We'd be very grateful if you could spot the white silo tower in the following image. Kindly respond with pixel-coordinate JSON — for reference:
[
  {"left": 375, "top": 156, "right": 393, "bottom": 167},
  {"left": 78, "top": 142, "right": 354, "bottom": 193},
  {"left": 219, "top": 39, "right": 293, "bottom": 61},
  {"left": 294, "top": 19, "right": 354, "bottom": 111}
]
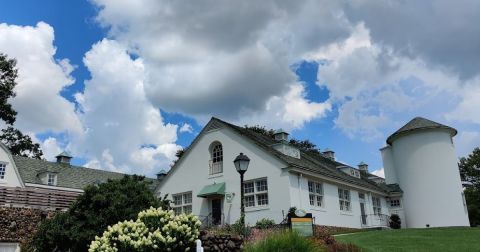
[{"left": 381, "top": 117, "right": 470, "bottom": 228}]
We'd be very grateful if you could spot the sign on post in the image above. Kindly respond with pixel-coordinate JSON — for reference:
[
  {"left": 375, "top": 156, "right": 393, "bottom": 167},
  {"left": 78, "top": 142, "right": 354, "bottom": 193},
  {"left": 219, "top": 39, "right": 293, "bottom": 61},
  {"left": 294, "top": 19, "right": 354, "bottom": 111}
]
[{"left": 288, "top": 209, "right": 313, "bottom": 237}]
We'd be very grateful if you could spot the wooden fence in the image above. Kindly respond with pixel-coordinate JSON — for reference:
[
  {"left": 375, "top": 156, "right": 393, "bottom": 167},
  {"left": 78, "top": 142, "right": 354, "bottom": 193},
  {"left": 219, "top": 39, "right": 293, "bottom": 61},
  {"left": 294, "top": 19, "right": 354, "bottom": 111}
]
[{"left": 0, "top": 186, "right": 81, "bottom": 210}]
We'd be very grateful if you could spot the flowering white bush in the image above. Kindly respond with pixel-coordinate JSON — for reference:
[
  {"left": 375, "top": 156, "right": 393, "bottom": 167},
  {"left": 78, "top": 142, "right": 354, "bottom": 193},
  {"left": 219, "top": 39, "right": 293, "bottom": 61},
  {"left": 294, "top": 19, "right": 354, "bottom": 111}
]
[{"left": 89, "top": 207, "right": 201, "bottom": 252}]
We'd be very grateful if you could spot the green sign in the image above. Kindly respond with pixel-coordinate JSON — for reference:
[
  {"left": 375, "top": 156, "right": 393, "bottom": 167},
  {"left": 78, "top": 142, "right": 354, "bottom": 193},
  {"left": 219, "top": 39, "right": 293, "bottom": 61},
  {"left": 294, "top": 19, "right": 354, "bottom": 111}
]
[{"left": 291, "top": 217, "right": 313, "bottom": 237}]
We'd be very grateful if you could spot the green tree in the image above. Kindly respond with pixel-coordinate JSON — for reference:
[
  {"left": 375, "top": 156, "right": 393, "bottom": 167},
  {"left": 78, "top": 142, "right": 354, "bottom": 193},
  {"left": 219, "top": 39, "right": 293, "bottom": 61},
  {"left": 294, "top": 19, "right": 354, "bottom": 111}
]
[
  {"left": 32, "top": 175, "right": 169, "bottom": 251},
  {"left": 459, "top": 147, "right": 480, "bottom": 226},
  {"left": 0, "top": 53, "right": 43, "bottom": 158}
]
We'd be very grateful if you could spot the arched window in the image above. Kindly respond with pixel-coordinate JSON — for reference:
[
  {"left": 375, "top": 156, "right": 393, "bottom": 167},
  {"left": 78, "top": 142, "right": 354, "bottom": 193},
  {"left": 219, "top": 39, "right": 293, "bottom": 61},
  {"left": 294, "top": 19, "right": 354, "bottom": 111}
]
[{"left": 210, "top": 142, "right": 223, "bottom": 174}]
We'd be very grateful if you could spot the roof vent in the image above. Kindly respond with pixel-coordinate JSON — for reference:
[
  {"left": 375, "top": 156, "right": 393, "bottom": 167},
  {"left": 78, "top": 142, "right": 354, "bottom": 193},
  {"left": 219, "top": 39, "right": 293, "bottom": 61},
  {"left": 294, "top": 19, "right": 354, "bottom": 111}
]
[
  {"left": 322, "top": 148, "right": 335, "bottom": 160},
  {"left": 273, "top": 129, "right": 289, "bottom": 142},
  {"left": 55, "top": 151, "right": 72, "bottom": 164},
  {"left": 358, "top": 161, "right": 369, "bottom": 173}
]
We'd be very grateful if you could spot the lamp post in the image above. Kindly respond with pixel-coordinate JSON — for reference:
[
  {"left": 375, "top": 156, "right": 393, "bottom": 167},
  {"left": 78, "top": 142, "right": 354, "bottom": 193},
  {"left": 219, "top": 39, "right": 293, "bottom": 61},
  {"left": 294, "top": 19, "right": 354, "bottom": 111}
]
[{"left": 234, "top": 152, "right": 250, "bottom": 228}]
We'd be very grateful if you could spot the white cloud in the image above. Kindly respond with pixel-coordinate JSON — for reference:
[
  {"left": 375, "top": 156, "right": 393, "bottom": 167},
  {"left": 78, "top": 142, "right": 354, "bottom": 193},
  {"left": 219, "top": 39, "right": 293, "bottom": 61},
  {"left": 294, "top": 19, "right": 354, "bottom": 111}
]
[
  {"left": 179, "top": 123, "right": 193, "bottom": 134},
  {"left": 0, "top": 22, "right": 82, "bottom": 134},
  {"left": 454, "top": 131, "right": 480, "bottom": 158},
  {"left": 72, "top": 39, "right": 181, "bottom": 176},
  {"left": 371, "top": 168, "right": 385, "bottom": 178},
  {"left": 40, "top": 137, "right": 63, "bottom": 161}
]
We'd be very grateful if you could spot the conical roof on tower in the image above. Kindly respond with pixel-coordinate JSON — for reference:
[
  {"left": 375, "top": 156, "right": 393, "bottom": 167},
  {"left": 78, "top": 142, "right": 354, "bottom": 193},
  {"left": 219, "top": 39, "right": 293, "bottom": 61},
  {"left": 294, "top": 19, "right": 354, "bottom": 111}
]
[{"left": 386, "top": 117, "right": 457, "bottom": 145}]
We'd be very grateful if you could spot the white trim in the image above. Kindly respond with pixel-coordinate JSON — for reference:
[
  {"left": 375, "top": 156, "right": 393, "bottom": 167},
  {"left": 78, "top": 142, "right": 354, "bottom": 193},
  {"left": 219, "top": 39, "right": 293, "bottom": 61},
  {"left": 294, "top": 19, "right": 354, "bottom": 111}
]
[{"left": 25, "top": 183, "right": 84, "bottom": 192}]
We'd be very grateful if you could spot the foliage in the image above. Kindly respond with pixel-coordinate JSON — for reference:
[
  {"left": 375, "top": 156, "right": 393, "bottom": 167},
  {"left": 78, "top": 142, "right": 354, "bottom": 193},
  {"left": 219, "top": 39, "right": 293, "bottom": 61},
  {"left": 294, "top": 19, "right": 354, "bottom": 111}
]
[
  {"left": 464, "top": 187, "right": 480, "bottom": 227},
  {"left": 335, "top": 227, "right": 480, "bottom": 252},
  {"left": 255, "top": 218, "right": 275, "bottom": 229},
  {"left": 0, "top": 53, "right": 43, "bottom": 158},
  {"left": 229, "top": 218, "right": 251, "bottom": 237},
  {"left": 288, "top": 206, "right": 297, "bottom": 216},
  {"left": 0, "top": 126, "right": 43, "bottom": 159},
  {"left": 89, "top": 207, "right": 201, "bottom": 252},
  {"left": 459, "top": 147, "right": 480, "bottom": 186},
  {"left": 459, "top": 147, "right": 480, "bottom": 226},
  {"left": 244, "top": 231, "right": 323, "bottom": 252},
  {"left": 389, "top": 214, "right": 401, "bottom": 229},
  {"left": 244, "top": 125, "right": 321, "bottom": 155},
  {"left": 0, "top": 53, "right": 18, "bottom": 125},
  {"left": 32, "top": 176, "right": 165, "bottom": 251}
]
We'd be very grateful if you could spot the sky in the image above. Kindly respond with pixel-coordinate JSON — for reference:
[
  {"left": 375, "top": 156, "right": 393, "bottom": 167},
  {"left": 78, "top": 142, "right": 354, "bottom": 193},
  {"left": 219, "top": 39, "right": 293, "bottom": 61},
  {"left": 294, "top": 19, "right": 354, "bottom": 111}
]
[{"left": 1, "top": 0, "right": 479, "bottom": 178}]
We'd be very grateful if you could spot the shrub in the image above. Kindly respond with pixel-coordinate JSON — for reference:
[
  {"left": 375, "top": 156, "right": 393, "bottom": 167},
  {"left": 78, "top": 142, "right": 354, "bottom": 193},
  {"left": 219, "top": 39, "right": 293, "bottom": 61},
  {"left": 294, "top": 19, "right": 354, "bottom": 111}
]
[
  {"left": 244, "top": 231, "right": 323, "bottom": 252},
  {"left": 389, "top": 214, "right": 402, "bottom": 229},
  {"left": 32, "top": 175, "right": 167, "bottom": 251},
  {"left": 255, "top": 218, "right": 275, "bottom": 229},
  {"left": 89, "top": 207, "right": 201, "bottom": 252},
  {"left": 230, "top": 218, "right": 251, "bottom": 237}
]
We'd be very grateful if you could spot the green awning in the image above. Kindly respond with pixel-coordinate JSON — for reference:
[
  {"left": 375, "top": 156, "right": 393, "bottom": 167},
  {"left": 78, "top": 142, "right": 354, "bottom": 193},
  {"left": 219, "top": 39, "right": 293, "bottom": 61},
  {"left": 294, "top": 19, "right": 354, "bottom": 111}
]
[{"left": 197, "top": 182, "right": 226, "bottom": 198}]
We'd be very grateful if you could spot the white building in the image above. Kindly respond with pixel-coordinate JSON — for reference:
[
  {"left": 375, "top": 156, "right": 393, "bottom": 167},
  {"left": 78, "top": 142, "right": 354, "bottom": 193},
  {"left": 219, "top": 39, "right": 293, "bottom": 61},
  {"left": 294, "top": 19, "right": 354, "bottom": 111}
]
[{"left": 158, "top": 117, "right": 470, "bottom": 229}]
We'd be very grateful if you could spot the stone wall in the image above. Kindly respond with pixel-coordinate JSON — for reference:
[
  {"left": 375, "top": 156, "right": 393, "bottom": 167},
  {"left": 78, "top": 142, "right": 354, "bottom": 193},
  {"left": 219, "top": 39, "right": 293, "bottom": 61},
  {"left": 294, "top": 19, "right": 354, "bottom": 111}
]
[
  {"left": 0, "top": 207, "right": 56, "bottom": 248},
  {"left": 199, "top": 231, "right": 244, "bottom": 252}
]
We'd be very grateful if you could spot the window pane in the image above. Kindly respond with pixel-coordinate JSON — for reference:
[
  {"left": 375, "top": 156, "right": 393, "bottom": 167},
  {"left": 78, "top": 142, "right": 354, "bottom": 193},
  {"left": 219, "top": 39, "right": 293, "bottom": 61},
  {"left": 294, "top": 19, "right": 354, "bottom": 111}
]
[
  {"left": 315, "top": 183, "right": 322, "bottom": 195},
  {"left": 184, "top": 193, "right": 192, "bottom": 204},
  {"left": 244, "top": 182, "right": 254, "bottom": 194},
  {"left": 183, "top": 205, "right": 192, "bottom": 214},
  {"left": 257, "top": 193, "right": 268, "bottom": 206},
  {"left": 345, "top": 201, "right": 350, "bottom": 211},
  {"left": 256, "top": 180, "right": 268, "bottom": 192},
  {"left": 309, "top": 194, "right": 315, "bottom": 206},
  {"left": 316, "top": 196, "right": 323, "bottom": 207},
  {"left": 308, "top": 181, "right": 314, "bottom": 193},
  {"left": 173, "top": 195, "right": 182, "bottom": 206},
  {"left": 338, "top": 189, "right": 343, "bottom": 199},
  {"left": 245, "top": 195, "right": 255, "bottom": 207},
  {"left": 0, "top": 163, "right": 6, "bottom": 179},
  {"left": 173, "top": 207, "right": 182, "bottom": 215}
]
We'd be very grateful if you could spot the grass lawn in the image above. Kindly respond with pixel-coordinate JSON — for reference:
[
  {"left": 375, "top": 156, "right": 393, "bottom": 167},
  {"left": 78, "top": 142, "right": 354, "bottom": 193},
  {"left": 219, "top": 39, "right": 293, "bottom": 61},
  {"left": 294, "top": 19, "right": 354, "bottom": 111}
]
[{"left": 335, "top": 227, "right": 480, "bottom": 252}]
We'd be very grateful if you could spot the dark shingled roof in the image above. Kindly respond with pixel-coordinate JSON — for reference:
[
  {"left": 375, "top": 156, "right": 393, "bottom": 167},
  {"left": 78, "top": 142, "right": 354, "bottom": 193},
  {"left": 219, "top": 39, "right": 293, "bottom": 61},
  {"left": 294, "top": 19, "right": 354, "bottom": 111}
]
[
  {"left": 211, "top": 118, "right": 390, "bottom": 193},
  {"left": 386, "top": 117, "right": 457, "bottom": 145},
  {"left": 13, "top": 155, "right": 159, "bottom": 190}
]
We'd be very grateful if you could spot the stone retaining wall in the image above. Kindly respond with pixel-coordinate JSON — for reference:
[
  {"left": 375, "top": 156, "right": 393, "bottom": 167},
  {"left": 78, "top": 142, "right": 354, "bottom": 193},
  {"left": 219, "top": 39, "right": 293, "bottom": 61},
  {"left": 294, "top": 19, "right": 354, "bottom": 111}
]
[
  {"left": 0, "top": 207, "right": 56, "bottom": 248},
  {"left": 199, "top": 231, "right": 244, "bottom": 252}
]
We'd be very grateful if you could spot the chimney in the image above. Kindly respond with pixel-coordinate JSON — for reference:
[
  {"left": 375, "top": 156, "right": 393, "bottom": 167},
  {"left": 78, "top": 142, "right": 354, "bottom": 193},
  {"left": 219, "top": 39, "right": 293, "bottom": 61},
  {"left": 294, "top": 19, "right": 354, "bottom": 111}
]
[
  {"left": 55, "top": 151, "right": 72, "bottom": 164},
  {"left": 273, "top": 129, "right": 289, "bottom": 142},
  {"left": 358, "top": 161, "right": 369, "bottom": 173},
  {"left": 156, "top": 170, "right": 168, "bottom": 180},
  {"left": 322, "top": 148, "right": 335, "bottom": 160}
]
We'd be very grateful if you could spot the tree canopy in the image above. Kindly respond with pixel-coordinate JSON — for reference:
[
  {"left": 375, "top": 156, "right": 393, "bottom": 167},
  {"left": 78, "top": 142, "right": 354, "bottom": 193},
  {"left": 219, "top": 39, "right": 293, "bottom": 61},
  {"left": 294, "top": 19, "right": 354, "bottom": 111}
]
[
  {"left": 32, "top": 175, "right": 168, "bottom": 251},
  {"left": 0, "top": 53, "right": 43, "bottom": 158},
  {"left": 459, "top": 147, "right": 480, "bottom": 227}
]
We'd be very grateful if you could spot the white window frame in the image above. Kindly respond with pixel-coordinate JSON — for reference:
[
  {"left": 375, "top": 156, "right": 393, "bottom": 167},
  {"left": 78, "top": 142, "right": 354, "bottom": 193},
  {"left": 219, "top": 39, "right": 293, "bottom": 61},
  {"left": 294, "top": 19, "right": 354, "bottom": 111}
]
[
  {"left": 372, "top": 196, "right": 382, "bottom": 215},
  {"left": 47, "top": 173, "right": 57, "bottom": 186},
  {"left": 338, "top": 188, "right": 351, "bottom": 212},
  {"left": 172, "top": 192, "right": 193, "bottom": 215},
  {"left": 0, "top": 162, "right": 6, "bottom": 180},
  {"left": 244, "top": 178, "right": 269, "bottom": 208},
  {"left": 308, "top": 180, "right": 324, "bottom": 208},
  {"left": 209, "top": 143, "right": 223, "bottom": 175},
  {"left": 388, "top": 198, "right": 401, "bottom": 208}
]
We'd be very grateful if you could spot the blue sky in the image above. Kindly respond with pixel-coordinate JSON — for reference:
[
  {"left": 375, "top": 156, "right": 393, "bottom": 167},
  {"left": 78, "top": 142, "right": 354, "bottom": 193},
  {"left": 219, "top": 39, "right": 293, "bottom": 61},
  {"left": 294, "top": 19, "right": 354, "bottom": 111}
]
[{"left": 1, "top": 0, "right": 479, "bottom": 177}]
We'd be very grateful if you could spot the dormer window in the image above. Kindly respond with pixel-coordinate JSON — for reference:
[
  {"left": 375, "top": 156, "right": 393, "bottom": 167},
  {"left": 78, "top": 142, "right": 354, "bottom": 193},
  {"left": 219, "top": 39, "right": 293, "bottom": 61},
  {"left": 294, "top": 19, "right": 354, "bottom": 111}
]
[
  {"left": 47, "top": 173, "right": 57, "bottom": 186},
  {"left": 209, "top": 142, "right": 223, "bottom": 175}
]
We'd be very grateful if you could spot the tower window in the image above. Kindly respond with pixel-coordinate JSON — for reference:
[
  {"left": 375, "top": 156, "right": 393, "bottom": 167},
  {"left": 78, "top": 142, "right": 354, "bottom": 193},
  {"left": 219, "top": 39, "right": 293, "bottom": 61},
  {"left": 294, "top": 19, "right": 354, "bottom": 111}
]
[{"left": 209, "top": 142, "right": 223, "bottom": 174}]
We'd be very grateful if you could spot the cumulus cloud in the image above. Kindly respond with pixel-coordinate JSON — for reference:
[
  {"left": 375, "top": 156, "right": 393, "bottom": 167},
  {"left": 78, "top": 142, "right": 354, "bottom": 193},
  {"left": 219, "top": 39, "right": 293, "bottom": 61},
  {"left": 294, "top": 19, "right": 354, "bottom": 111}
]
[
  {"left": 40, "top": 137, "right": 63, "bottom": 161},
  {"left": 179, "top": 123, "right": 194, "bottom": 134},
  {"left": 0, "top": 22, "right": 82, "bottom": 134},
  {"left": 371, "top": 168, "right": 385, "bottom": 178},
  {"left": 72, "top": 39, "right": 181, "bottom": 176},
  {"left": 91, "top": 0, "right": 342, "bottom": 127}
]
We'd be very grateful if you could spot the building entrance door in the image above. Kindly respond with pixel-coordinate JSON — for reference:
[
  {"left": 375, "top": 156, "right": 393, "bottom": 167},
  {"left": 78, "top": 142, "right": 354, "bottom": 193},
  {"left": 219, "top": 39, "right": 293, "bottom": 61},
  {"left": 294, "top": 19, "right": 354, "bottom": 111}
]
[{"left": 212, "top": 198, "right": 222, "bottom": 225}]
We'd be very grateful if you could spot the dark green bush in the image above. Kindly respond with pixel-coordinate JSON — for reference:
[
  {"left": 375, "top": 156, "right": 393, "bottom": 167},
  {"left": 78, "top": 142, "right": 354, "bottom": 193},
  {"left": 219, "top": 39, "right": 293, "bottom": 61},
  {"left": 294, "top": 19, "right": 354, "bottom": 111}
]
[
  {"left": 32, "top": 175, "right": 167, "bottom": 252},
  {"left": 244, "top": 231, "right": 322, "bottom": 252},
  {"left": 389, "top": 214, "right": 402, "bottom": 229},
  {"left": 255, "top": 218, "right": 275, "bottom": 229}
]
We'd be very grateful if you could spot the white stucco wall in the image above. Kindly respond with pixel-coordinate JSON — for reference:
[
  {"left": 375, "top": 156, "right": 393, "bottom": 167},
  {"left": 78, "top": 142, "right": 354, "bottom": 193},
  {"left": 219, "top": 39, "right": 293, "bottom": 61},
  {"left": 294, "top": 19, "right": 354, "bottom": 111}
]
[
  {"left": 390, "top": 129, "right": 470, "bottom": 228},
  {"left": 0, "top": 144, "right": 23, "bottom": 187},
  {"left": 157, "top": 127, "right": 292, "bottom": 225},
  {"left": 381, "top": 146, "right": 398, "bottom": 185},
  {"left": 288, "top": 173, "right": 389, "bottom": 228}
]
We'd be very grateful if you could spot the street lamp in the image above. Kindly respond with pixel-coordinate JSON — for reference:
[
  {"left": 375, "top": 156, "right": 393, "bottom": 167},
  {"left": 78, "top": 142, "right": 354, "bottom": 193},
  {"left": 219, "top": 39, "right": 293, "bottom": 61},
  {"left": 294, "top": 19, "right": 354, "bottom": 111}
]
[{"left": 234, "top": 152, "right": 250, "bottom": 228}]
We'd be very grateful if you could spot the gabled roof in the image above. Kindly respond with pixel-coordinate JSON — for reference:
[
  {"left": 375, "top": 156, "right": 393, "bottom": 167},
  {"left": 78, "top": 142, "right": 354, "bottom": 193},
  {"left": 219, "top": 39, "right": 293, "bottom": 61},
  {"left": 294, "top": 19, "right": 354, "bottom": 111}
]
[
  {"left": 13, "top": 156, "right": 159, "bottom": 190},
  {"left": 387, "top": 117, "right": 457, "bottom": 145},
  {"left": 205, "top": 118, "right": 389, "bottom": 193}
]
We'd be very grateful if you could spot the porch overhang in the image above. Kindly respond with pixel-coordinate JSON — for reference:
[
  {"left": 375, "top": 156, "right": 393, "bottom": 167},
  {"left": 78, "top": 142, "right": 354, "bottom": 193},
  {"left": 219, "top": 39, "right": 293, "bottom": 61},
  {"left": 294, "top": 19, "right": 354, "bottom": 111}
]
[{"left": 197, "top": 182, "right": 225, "bottom": 198}]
